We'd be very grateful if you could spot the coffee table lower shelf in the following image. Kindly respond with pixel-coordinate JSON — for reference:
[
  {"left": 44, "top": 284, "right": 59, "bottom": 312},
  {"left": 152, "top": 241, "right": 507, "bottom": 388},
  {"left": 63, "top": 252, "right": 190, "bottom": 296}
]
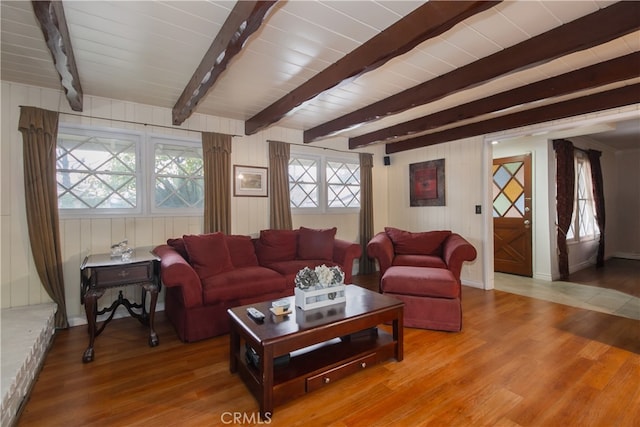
[{"left": 235, "top": 330, "right": 397, "bottom": 412}]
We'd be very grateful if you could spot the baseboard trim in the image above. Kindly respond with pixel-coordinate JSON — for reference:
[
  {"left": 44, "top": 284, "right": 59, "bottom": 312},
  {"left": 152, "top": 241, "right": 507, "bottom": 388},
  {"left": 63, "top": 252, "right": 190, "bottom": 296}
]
[
  {"left": 68, "top": 302, "right": 166, "bottom": 327},
  {"left": 462, "top": 279, "right": 484, "bottom": 289},
  {"left": 612, "top": 252, "right": 640, "bottom": 261}
]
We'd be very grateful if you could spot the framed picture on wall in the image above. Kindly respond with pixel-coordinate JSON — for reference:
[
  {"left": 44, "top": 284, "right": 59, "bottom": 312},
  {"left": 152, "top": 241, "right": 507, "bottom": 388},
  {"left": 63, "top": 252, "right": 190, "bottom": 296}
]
[
  {"left": 409, "top": 159, "right": 445, "bottom": 206},
  {"left": 234, "top": 165, "right": 268, "bottom": 197}
]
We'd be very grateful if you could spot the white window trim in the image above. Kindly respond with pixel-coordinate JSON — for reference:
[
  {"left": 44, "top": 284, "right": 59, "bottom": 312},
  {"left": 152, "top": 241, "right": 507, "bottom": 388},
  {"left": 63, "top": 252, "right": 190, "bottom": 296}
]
[
  {"left": 290, "top": 152, "right": 321, "bottom": 213},
  {"left": 57, "top": 123, "right": 203, "bottom": 218},
  {"left": 57, "top": 123, "right": 144, "bottom": 218},
  {"left": 324, "top": 154, "right": 361, "bottom": 214},
  {"left": 147, "top": 134, "right": 203, "bottom": 216},
  {"left": 290, "top": 147, "right": 360, "bottom": 215},
  {"left": 567, "top": 151, "right": 600, "bottom": 244}
]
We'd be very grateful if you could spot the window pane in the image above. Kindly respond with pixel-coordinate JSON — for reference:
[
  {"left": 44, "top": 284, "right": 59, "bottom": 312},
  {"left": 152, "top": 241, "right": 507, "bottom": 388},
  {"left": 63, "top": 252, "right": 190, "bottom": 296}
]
[
  {"left": 57, "top": 132, "right": 138, "bottom": 211},
  {"left": 326, "top": 160, "right": 360, "bottom": 208},
  {"left": 154, "top": 143, "right": 204, "bottom": 209},
  {"left": 569, "top": 154, "right": 599, "bottom": 241},
  {"left": 290, "top": 184, "right": 318, "bottom": 208},
  {"left": 289, "top": 157, "right": 319, "bottom": 208}
]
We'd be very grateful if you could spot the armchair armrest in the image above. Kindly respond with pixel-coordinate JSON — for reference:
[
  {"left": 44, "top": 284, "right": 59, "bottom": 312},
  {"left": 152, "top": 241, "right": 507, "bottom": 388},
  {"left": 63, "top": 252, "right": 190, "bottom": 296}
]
[
  {"left": 154, "top": 244, "right": 203, "bottom": 308},
  {"left": 442, "top": 234, "right": 477, "bottom": 282},
  {"left": 366, "top": 232, "right": 394, "bottom": 277},
  {"left": 332, "top": 238, "right": 362, "bottom": 284}
]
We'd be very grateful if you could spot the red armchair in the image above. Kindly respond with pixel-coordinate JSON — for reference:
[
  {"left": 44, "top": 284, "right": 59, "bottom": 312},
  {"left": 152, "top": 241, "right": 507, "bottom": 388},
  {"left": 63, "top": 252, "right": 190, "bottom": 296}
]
[{"left": 367, "top": 227, "right": 477, "bottom": 331}]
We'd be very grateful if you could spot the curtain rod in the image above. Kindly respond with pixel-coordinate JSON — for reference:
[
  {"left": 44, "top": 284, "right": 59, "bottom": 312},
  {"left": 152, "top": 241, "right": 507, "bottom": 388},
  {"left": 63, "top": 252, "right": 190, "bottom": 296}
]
[
  {"left": 54, "top": 110, "right": 242, "bottom": 137},
  {"left": 554, "top": 138, "right": 598, "bottom": 155},
  {"left": 269, "top": 139, "right": 365, "bottom": 156}
]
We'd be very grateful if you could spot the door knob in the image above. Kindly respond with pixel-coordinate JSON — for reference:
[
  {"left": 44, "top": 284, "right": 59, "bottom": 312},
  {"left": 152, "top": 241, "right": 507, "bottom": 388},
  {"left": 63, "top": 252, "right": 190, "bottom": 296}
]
[{"left": 524, "top": 219, "right": 531, "bottom": 228}]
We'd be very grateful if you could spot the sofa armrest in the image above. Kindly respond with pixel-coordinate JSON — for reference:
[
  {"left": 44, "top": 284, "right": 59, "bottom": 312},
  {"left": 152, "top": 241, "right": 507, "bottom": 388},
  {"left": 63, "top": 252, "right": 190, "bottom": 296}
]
[
  {"left": 332, "top": 238, "right": 362, "bottom": 284},
  {"left": 366, "top": 232, "right": 394, "bottom": 277},
  {"left": 154, "top": 244, "right": 203, "bottom": 308},
  {"left": 442, "top": 234, "right": 477, "bottom": 282}
]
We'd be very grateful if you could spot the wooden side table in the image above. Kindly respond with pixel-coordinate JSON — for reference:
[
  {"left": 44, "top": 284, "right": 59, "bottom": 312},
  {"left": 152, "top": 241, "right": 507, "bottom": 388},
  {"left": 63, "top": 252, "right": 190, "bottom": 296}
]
[{"left": 80, "top": 247, "right": 161, "bottom": 363}]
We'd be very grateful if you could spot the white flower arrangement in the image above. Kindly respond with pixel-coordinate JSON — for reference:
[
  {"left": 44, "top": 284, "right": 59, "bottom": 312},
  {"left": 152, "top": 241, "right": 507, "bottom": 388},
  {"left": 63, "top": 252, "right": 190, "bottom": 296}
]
[
  {"left": 295, "top": 265, "right": 345, "bottom": 290},
  {"left": 294, "top": 265, "right": 346, "bottom": 309}
]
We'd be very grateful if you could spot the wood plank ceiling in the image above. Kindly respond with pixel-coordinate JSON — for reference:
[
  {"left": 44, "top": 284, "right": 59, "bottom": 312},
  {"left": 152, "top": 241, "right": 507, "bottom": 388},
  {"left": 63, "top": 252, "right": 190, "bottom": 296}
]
[{"left": 1, "top": 1, "right": 638, "bottom": 153}]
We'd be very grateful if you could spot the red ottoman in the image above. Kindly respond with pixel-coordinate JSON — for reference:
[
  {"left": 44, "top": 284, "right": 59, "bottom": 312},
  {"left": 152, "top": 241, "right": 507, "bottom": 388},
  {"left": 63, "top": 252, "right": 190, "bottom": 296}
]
[{"left": 381, "top": 266, "right": 462, "bottom": 331}]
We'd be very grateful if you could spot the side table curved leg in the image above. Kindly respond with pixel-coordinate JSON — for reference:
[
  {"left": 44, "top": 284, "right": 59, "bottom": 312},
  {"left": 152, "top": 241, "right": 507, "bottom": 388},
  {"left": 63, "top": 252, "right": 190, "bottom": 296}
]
[
  {"left": 82, "top": 290, "right": 101, "bottom": 363},
  {"left": 143, "top": 282, "right": 159, "bottom": 347}
]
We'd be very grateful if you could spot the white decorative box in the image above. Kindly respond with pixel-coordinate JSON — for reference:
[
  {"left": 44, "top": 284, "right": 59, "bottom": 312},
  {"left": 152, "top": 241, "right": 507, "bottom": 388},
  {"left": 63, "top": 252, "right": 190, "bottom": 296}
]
[{"left": 294, "top": 285, "right": 346, "bottom": 310}]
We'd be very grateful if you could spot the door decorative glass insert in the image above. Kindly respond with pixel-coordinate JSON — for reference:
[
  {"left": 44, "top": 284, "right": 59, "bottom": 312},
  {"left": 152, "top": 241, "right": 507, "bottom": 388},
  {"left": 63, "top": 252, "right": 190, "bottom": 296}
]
[{"left": 493, "top": 162, "right": 525, "bottom": 218}]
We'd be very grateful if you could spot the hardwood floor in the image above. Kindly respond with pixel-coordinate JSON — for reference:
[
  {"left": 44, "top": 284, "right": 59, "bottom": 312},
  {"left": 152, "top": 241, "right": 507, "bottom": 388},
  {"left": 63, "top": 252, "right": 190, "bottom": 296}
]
[
  {"left": 568, "top": 258, "right": 640, "bottom": 298},
  {"left": 17, "top": 276, "right": 639, "bottom": 426}
]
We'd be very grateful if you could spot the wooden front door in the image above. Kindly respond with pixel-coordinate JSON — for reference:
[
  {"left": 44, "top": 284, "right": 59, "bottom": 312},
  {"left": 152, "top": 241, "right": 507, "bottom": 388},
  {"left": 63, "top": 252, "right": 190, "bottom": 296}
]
[{"left": 493, "top": 154, "right": 532, "bottom": 277}]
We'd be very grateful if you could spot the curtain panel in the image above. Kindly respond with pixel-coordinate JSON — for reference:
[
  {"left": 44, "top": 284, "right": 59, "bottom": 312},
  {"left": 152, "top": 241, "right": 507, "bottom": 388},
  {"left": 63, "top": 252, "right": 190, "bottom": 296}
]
[
  {"left": 587, "top": 149, "right": 606, "bottom": 267},
  {"left": 553, "top": 139, "right": 575, "bottom": 280},
  {"left": 18, "top": 106, "right": 69, "bottom": 328},
  {"left": 202, "top": 132, "right": 232, "bottom": 234},
  {"left": 358, "top": 153, "right": 375, "bottom": 274},
  {"left": 268, "top": 140, "right": 292, "bottom": 230}
]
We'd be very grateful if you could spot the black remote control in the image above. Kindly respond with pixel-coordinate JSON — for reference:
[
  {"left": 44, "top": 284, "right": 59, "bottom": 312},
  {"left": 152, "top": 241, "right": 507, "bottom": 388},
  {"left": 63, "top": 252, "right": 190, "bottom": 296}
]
[{"left": 247, "top": 307, "right": 265, "bottom": 323}]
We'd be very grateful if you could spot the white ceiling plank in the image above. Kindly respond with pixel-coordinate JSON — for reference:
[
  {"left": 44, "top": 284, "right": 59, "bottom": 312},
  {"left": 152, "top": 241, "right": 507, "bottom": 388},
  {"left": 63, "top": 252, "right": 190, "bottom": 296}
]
[{"left": 0, "top": 0, "right": 634, "bottom": 148}]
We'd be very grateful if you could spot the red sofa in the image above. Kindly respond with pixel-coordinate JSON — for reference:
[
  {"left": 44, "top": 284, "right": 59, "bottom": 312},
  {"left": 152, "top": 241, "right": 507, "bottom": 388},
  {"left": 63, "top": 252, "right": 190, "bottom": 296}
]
[
  {"left": 367, "top": 227, "right": 476, "bottom": 331},
  {"left": 154, "top": 227, "right": 362, "bottom": 342}
]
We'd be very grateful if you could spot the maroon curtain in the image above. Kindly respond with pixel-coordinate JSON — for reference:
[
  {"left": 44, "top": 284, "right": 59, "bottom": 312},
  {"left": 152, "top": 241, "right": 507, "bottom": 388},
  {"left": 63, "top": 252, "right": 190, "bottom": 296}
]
[
  {"left": 588, "top": 149, "right": 605, "bottom": 268},
  {"left": 553, "top": 139, "right": 575, "bottom": 280}
]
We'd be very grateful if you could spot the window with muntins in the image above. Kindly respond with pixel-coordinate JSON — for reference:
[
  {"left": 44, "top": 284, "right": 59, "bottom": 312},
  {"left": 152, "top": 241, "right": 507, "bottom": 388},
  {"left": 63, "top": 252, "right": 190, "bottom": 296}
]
[
  {"left": 152, "top": 138, "right": 204, "bottom": 213},
  {"left": 567, "top": 152, "right": 599, "bottom": 241},
  {"left": 326, "top": 159, "right": 360, "bottom": 208},
  {"left": 289, "top": 151, "right": 360, "bottom": 213},
  {"left": 289, "top": 155, "right": 319, "bottom": 208},
  {"left": 57, "top": 127, "right": 141, "bottom": 214},
  {"left": 56, "top": 124, "right": 202, "bottom": 216}
]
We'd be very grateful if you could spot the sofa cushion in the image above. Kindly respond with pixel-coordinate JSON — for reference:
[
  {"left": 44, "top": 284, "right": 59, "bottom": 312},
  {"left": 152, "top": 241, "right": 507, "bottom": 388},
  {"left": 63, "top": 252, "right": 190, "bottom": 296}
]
[
  {"left": 266, "top": 259, "right": 341, "bottom": 286},
  {"left": 384, "top": 227, "right": 451, "bottom": 256},
  {"left": 266, "top": 260, "right": 340, "bottom": 277},
  {"left": 255, "top": 229, "right": 298, "bottom": 264},
  {"left": 298, "top": 226, "right": 336, "bottom": 261},
  {"left": 393, "top": 254, "right": 447, "bottom": 269},
  {"left": 167, "top": 237, "right": 189, "bottom": 262},
  {"left": 225, "top": 235, "right": 259, "bottom": 268},
  {"left": 202, "top": 266, "right": 287, "bottom": 303},
  {"left": 183, "top": 232, "right": 234, "bottom": 280},
  {"left": 382, "top": 266, "right": 459, "bottom": 298}
]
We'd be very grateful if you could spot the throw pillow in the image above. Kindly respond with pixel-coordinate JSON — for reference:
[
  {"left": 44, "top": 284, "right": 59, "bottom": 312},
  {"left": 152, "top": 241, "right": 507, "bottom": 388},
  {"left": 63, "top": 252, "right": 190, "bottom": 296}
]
[
  {"left": 225, "top": 235, "right": 259, "bottom": 268},
  {"left": 254, "top": 229, "right": 298, "bottom": 264},
  {"left": 384, "top": 227, "right": 451, "bottom": 256},
  {"left": 182, "top": 233, "right": 234, "bottom": 280},
  {"left": 166, "top": 238, "right": 189, "bottom": 262},
  {"left": 298, "top": 226, "right": 336, "bottom": 260}
]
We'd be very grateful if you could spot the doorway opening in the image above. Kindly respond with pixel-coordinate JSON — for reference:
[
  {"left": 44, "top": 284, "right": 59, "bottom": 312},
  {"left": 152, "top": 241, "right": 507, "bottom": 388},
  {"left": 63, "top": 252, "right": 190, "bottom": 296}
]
[{"left": 492, "top": 154, "right": 533, "bottom": 277}]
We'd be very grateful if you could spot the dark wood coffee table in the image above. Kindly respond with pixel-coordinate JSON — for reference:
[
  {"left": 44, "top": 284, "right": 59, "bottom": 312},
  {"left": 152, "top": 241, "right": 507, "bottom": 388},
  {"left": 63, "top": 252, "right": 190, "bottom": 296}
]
[{"left": 228, "top": 285, "right": 404, "bottom": 419}]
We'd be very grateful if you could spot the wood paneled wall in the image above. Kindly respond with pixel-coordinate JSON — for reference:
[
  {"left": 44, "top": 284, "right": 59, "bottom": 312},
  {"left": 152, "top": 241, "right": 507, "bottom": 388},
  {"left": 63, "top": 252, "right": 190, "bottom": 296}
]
[
  {"left": 5, "top": 81, "right": 635, "bottom": 324},
  {"left": 382, "top": 138, "right": 486, "bottom": 287},
  {"left": 1, "top": 81, "right": 379, "bottom": 324}
]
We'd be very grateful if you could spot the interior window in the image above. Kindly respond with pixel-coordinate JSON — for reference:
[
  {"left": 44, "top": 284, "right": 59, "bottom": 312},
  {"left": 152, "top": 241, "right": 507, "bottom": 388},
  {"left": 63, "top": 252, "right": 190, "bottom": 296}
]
[{"left": 567, "top": 152, "right": 599, "bottom": 241}]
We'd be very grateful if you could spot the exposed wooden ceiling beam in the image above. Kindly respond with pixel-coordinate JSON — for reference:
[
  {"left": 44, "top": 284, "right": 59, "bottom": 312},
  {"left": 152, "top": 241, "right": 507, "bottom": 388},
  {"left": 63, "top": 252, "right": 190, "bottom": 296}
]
[
  {"left": 244, "top": 1, "right": 500, "bottom": 136},
  {"left": 305, "top": 1, "right": 640, "bottom": 143},
  {"left": 32, "top": 0, "right": 83, "bottom": 111},
  {"left": 349, "top": 52, "right": 640, "bottom": 149},
  {"left": 385, "top": 83, "right": 640, "bottom": 154},
  {"left": 172, "top": 1, "right": 278, "bottom": 126}
]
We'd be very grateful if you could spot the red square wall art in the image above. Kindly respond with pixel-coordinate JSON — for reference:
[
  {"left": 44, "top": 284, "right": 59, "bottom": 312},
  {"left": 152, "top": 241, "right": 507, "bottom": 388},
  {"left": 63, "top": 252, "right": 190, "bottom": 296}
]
[{"left": 409, "top": 159, "right": 445, "bottom": 206}]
